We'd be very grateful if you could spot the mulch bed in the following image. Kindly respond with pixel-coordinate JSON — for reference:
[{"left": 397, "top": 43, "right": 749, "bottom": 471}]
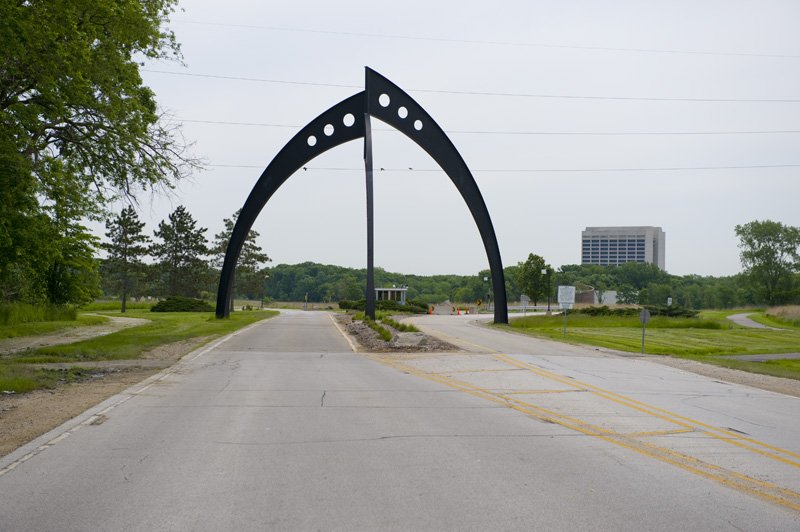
[{"left": 336, "top": 314, "right": 460, "bottom": 353}]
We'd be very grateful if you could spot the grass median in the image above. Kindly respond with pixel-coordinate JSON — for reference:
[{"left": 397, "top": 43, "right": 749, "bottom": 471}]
[
  {"left": 501, "top": 311, "right": 800, "bottom": 380},
  {"left": 0, "top": 309, "right": 278, "bottom": 393}
]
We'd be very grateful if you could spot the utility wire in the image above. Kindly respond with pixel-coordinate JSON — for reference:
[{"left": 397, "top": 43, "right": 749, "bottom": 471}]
[
  {"left": 143, "top": 70, "right": 800, "bottom": 103},
  {"left": 172, "top": 19, "right": 800, "bottom": 60},
  {"left": 206, "top": 163, "right": 800, "bottom": 172},
  {"left": 180, "top": 118, "right": 800, "bottom": 136}
]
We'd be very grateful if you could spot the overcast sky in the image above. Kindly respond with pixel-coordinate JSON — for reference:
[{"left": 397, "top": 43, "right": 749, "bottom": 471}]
[{"left": 99, "top": 0, "right": 800, "bottom": 278}]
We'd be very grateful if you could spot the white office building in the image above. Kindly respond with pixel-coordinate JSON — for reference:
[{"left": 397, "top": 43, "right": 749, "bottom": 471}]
[{"left": 581, "top": 226, "right": 665, "bottom": 270}]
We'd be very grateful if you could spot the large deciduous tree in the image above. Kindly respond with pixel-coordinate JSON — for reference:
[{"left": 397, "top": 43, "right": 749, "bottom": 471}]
[
  {"left": 516, "top": 254, "right": 550, "bottom": 306},
  {"left": 102, "top": 206, "right": 151, "bottom": 312},
  {"left": 735, "top": 220, "right": 800, "bottom": 305},
  {"left": 211, "top": 210, "right": 272, "bottom": 301},
  {"left": 0, "top": 0, "right": 197, "bottom": 305},
  {"left": 150, "top": 206, "right": 209, "bottom": 298}
]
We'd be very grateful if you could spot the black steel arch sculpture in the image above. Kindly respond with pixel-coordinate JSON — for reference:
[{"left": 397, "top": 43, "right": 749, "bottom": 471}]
[{"left": 216, "top": 68, "right": 508, "bottom": 324}]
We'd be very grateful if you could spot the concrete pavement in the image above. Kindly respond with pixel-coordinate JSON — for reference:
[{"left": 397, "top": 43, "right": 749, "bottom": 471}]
[{"left": 1, "top": 310, "right": 798, "bottom": 531}]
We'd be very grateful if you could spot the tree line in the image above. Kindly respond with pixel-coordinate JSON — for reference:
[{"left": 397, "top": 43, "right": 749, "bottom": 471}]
[{"left": 99, "top": 206, "right": 270, "bottom": 311}]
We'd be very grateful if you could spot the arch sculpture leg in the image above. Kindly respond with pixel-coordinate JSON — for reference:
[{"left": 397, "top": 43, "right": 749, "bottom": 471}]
[
  {"left": 363, "top": 69, "right": 508, "bottom": 324},
  {"left": 215, "top": 93, "right": 365, "bottom": 318}
]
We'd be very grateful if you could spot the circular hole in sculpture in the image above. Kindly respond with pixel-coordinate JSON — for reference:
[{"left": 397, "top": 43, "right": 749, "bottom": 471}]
[
  {"left": 398, "top": 106, "right": 408, "bottom": 119},
  {"left": 324, "top": 124, "right": 334, "bottom": 136},
  {"left": 414, "top": 120, "right": 423, "bottom": 131},
  {"left": 307, "top": 135, "right": 317, "bottom": 147},
  {"left": 343, "top": 113, "right": 355, "bottom": 127},
  {"left": 379, "top": 93, "right": 391, "bottom": 107}
]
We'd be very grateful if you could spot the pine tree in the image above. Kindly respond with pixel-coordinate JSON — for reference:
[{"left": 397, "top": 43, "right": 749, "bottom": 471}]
[
  {"left": 150, "top": 206, "right": 209, "bottom": 298},
  {"left": 211, "top": 210, "right": 272, "bottom": 302},
  {"left": 102, "top": 206, "right": 150, "bottom": 312}
]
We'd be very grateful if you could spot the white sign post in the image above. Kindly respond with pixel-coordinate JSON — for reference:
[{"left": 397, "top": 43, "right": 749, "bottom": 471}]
[
  {"left": 520, "top": 294, "right": 530, "bottom": 315},
  {"left": 557, "top": 286, "right": 576, "bottom": 338},
  {"left": 639, "top": 309, "right": 651, "bottom": 354}
]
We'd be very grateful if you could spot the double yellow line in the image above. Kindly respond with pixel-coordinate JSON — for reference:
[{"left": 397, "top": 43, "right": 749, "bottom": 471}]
[{"left": 349, "top": 318, "right": 800, "bottom": 512}]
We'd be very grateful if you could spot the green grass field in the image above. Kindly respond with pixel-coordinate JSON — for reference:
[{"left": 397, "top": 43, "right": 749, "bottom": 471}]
[
  {"left": 0, "top": 309, "right": 278, "bottom": 393},
  {"left": 502, "top": 311, "right": 800, "bottom": 380}
]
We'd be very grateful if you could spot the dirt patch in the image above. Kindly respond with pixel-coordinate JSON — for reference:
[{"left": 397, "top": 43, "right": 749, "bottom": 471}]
[
  {"left": 0, "top": 366, "right": 164, "bottom": 458},
  {"left": 141, "top": 336, "right": 212, "bottom": 359},
  {"left": 0, "top": 314, "right": 149, "bottom": 354},
  {"left": 337, "top": 314, "right": 460, "bottom": 353}
]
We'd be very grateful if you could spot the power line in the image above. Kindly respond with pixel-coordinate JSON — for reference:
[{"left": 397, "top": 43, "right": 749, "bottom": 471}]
[
  {"left": 180, "top": 118, "right": 800, "bottom": 136},
  {"left": 143, "top": 70, "right": 800, "bottom": 103},
  {"left": 172, "top": 19, "right": 800, "bottom": 60},
  {"left": 206, "top": 163, "right": 800, "bottom": 172}
]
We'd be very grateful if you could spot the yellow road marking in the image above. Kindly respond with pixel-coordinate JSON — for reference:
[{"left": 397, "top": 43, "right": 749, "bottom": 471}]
[
  {"left": 504, "top": 390, "right": 578, "bottom": 395},
  {"left": 430, "top": 368, "right": 522, "bottom": 375},
  {"left": 366, "top": 321, "right": 800, "bottom": 511},
  {"left": 363, "top": 348, "right": 800, "bottom": 511},
  {"left": 424, "top": 328, "right": 800, "bottom": 466},
  {"left": 628, "top": 429, "right": 695, "bottom": 437}
]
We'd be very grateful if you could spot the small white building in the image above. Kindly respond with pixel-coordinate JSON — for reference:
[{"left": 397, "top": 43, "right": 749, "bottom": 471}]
[{"left": 375, "top": 286, "right": 407, "bottom": 305}]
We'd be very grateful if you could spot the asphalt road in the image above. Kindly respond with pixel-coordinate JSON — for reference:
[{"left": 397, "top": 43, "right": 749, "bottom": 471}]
[{"left": 1, "top": 310, "right": 799, "bottom": 531}]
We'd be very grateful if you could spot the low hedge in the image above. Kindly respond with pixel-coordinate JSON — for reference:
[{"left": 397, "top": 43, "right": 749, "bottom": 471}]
[
  {"left": 150, "top": 297, "right": 215, "bottom": 313},
  {"left": 576, "top": 305, "right": 698, "bottom": 318},
  {"left": 338, "top": 299, "right": 428, "bottom": 314}
]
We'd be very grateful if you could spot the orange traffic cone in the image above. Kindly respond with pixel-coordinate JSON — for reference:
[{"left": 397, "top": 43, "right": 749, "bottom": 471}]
[{"left": 457, "top": 307, "right": 460, "bottom": 315}]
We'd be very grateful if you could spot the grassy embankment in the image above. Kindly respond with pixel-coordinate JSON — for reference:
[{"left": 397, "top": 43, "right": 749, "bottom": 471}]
[
  {"left": 0, "top": 302, "right": 110, "bottom": 339},
  {"left": 0, "top": 308, "right": 278, "bottom": 393},
  {"left": 502, "top": 308, "right": 800, "bottom": 380}
]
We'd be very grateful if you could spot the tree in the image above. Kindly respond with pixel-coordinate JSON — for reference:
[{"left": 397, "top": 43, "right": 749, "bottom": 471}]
[
  {"left": 1, "top": 0, "right": 196, "bottom": 206},
  {"left": 1, "top": 1, "right": 198, "bottom": 304},
  {"left": 150, "top": 206, "right": 209, "bottom": 298},
  {"left": 516, "top": 254, "right": 549, "bottom": 306},
  {"left": 102, "top": 206, "right": 151, "bottom": 312},
  {"left": 735, "top": 220, "right": 800, "bottom": 305},
  {"left": 210, "top": 210, "right": 272, "bottom": 301}
]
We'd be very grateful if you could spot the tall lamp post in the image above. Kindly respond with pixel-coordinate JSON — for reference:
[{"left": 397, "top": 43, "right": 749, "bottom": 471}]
[{"left": 541, "top": 268, "right": 551, "bottom": 315}]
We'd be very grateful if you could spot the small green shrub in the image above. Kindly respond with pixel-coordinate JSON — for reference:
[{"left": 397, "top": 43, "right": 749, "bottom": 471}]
[
  {"left": 150, "top": 297, "right": 214, "bottom": 313},
  {"left": 381, "top": 316, "right": 420, "bottom": 333},
  {"left": 367, "top": 320, "right": 392, "bottom": 342}
]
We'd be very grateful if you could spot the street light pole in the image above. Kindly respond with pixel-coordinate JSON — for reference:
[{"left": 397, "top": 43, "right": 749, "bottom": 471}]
[{"left": 541, "top": 268, "right": 551, "bottom": 314}]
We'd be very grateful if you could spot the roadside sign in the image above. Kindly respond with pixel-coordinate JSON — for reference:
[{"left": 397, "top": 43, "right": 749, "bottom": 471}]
[
  {"left": 557, "top": 289, "right": 576, "bottom": 338},
  {"left": 557, "top": 286, "right": 576, "bottom": 304},
  {"left": 520, "top": 295, "right": 530, "bottom": 304},
  {"left": 667, "top": 297, "right": 673, "bottom": 306},
  {"left": 639, "top": 309, "right": 651, "bottom": 354}
]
